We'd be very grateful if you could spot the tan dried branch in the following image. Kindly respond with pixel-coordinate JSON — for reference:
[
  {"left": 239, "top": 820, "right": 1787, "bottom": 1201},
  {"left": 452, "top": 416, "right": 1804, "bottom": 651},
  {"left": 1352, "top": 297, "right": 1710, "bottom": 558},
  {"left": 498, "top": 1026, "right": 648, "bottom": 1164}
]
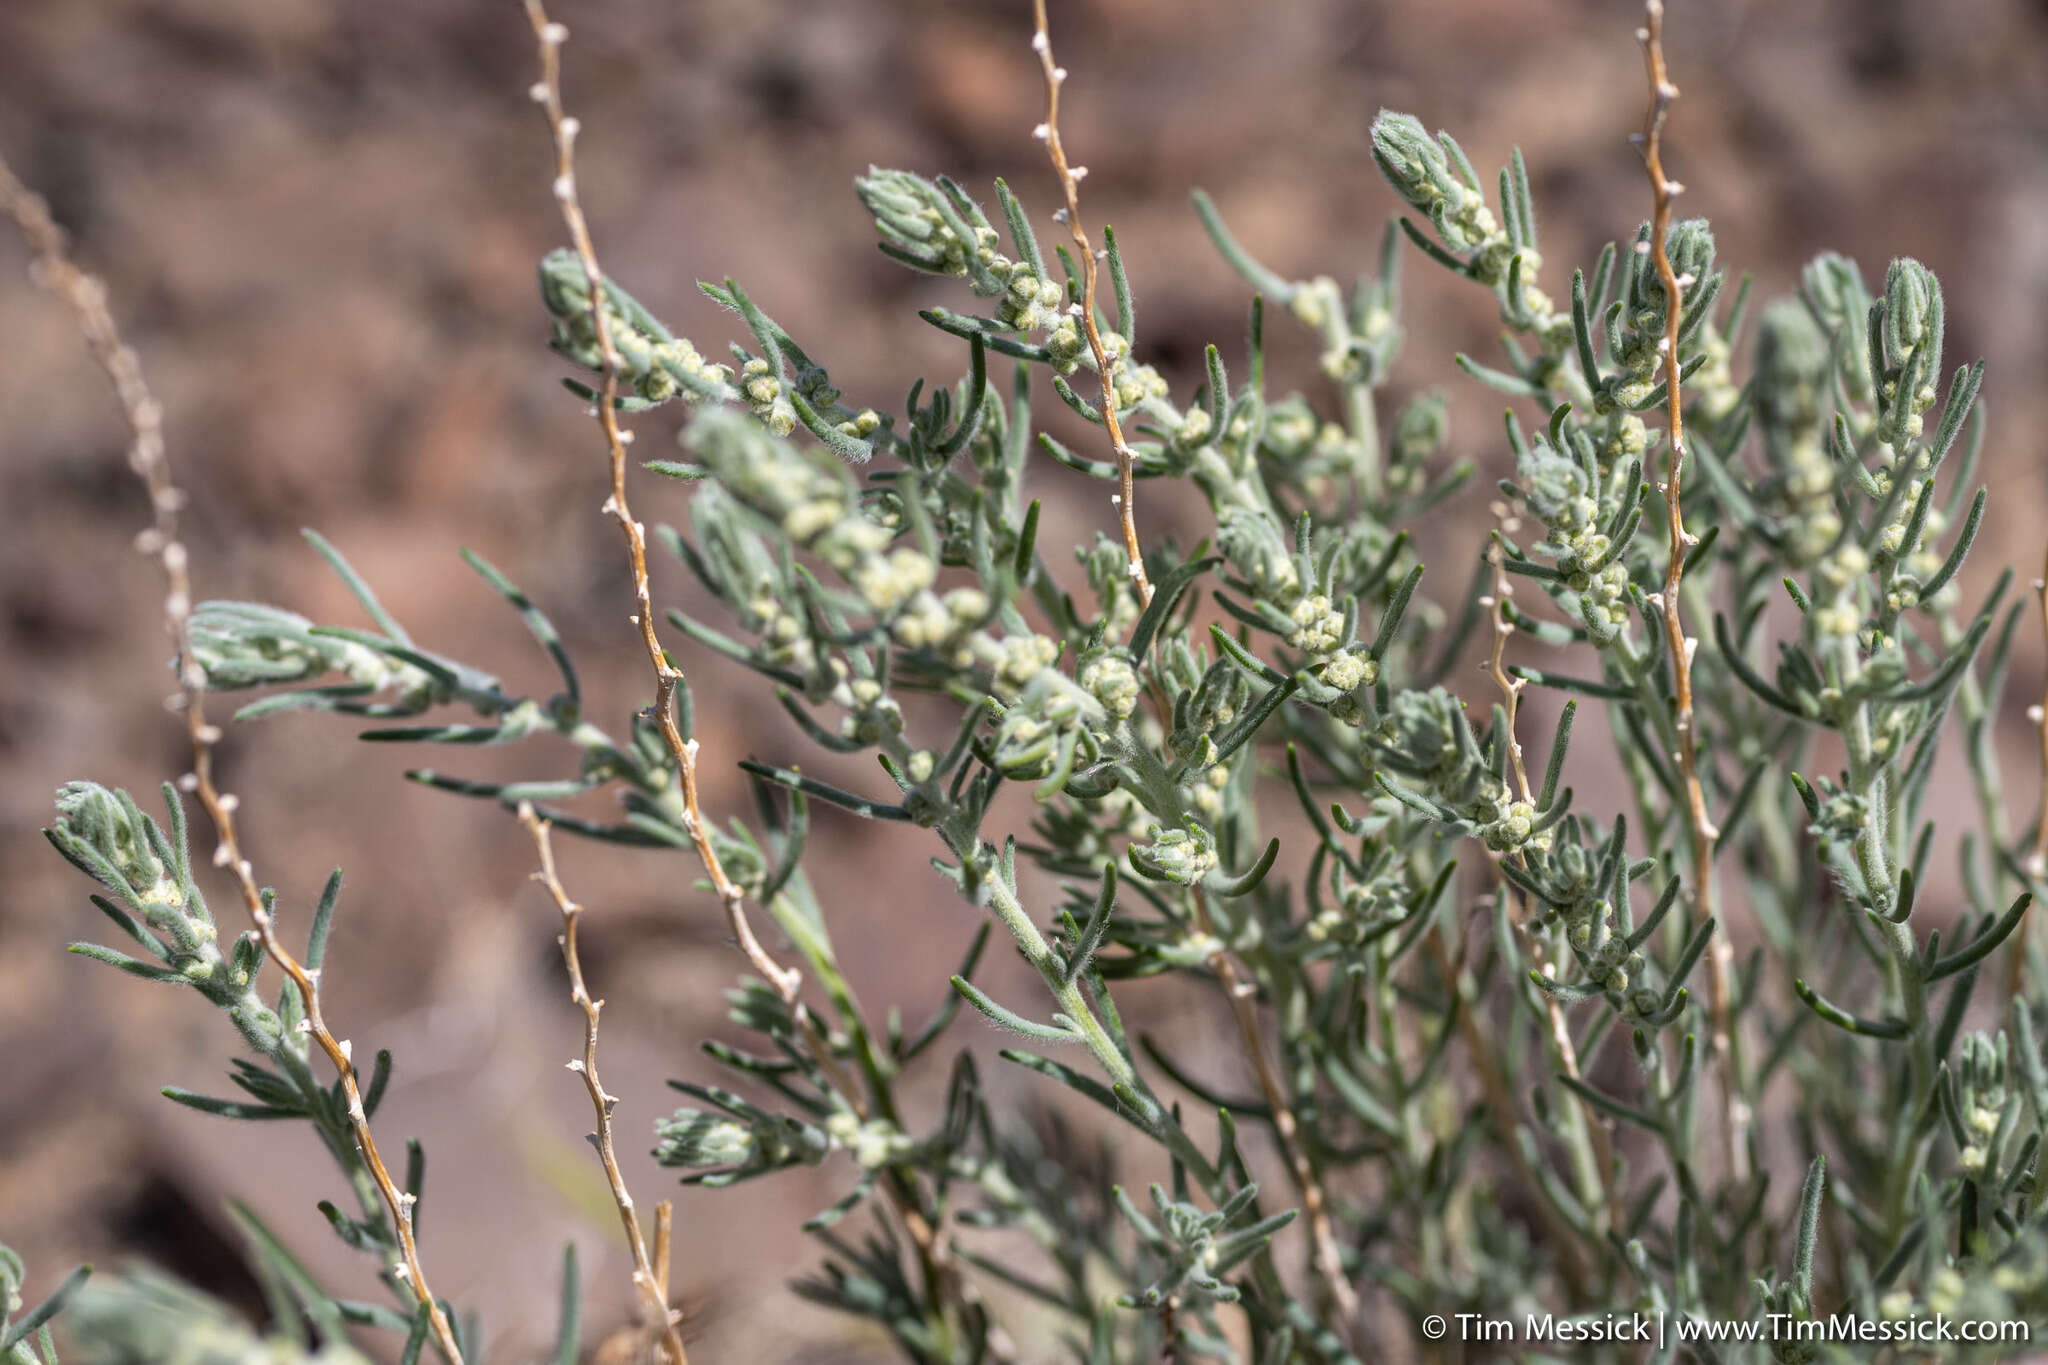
[
  {"left": 1028, "top": 0, "right": 1153, "bottom": 610},
  {"left": 1485, "top": 539, "right": 1535, "bottom": 803},
  {"left": 520, "top": 806, "right": 687, "bottom": 1365},
  {"left": 1636, "top": 0, "right": 1747, "bottom": 1182},
  {"left": 518, "top": 14, "right": 999, "bottom": 1352},
  {"left": 0, "top": 157, "right": 463, "bottom": 1363},
  {"left": 2028, "top": 550, "right": 2048, "bottom": 881},
  {"left": 522, "top": 0, "right": 800, "bottom": 1004}
]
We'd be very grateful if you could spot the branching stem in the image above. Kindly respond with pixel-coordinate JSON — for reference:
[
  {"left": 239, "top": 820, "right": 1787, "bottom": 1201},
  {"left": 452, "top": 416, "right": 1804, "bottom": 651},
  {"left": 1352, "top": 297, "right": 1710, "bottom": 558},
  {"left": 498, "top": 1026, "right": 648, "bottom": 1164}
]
[
  {"left": 521, "top": 15, "right": 991, "bottom": 1354},
  {"left": 1189, "top": 888, "right": 1361, "bottom": 1342}
]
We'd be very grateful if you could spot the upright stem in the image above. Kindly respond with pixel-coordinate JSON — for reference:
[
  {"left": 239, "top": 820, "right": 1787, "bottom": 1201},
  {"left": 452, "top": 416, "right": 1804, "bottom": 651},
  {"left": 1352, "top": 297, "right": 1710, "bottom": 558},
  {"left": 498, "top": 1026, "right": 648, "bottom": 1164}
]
[
  {"left": 522, "top": 0, "right": 800, "bottom": 1004},
  {"left": 522, "top": 15, "right": 994, "bottom": 1354},
  {"left": 1029, "top": 0, "right": 1153, "bottom": 611},
  {"left": 522, "top": 808, "right": 689, "bottom": 1365},
  {"left": 978, "top": 845, "right": 1138, "bottom": 1095},
  {"left": 1483, "top": 543, "right": 1621, "bottom": 1236},
  {"left": 1107, "top": 728, "right": 1363, "bottom": 1330},
  {"left": 2015, "top": 552, "right": 2048, "bottom": 994},
  {"left": 1342, "top": 376, "right": 1382, "bottom": 504},
  {"left": 1637, "top": 0, "right": 1747, "bottom": 1182},
  {"left": 2028, "top": 551, "right": 2048, "bottom": 880},
  {"left": 1422, "top": 929, "right": 1591, "bottom": 1297}
]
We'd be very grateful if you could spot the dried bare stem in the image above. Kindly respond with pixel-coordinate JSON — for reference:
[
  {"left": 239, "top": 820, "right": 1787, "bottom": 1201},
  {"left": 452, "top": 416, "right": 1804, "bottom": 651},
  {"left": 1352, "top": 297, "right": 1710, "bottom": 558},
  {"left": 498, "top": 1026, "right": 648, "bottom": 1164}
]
[
  {"left": 0, "top": 157, "right": 463, "bottom": 1363},
  {"left": 2028, "top": 550, "right": 2048, "bottom": 881},
  {"left": 1023, "top": 13, "right": 1352, "bottom": 1326},
  {"left": 1028, "top": 0, "right": 1153, "bottom": 610},
  {"left": 1480, "top": 535, "right": 1620, "bottom": 1233},
  {"left": 1637, "top": 0, "right": 1747, "bottom": 1182},
  {"left": 653, "top": 1203, "right": 674, "bottom": 1300},
  {"left": 520, "top": 806, "right": 688, "bottom": 1365},
  {"left": 519, "top": 14, "right": 995, "bottom": 1352},
  {"left": 522, "top": 0, "right": 800, "bottom": 1004},
  {"left": 1024, "top": 1, "right": 1358, "bottom": 1327},
  {"left": 1485, "top": 540, "right": 1535, "bottom": 801}
]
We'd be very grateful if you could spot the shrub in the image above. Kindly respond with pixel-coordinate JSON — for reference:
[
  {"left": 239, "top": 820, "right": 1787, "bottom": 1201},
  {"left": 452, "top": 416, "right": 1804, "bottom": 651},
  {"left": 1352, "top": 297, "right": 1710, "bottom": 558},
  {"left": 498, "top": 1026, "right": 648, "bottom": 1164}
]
[{"left": 9, "top": 2, "right": 2048, "bottom": 1361}]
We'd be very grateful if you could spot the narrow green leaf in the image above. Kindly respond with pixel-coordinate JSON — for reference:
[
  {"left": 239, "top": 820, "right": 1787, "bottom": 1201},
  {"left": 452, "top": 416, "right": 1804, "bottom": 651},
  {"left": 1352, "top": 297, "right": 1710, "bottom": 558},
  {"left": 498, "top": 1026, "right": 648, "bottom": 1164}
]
[
  {"left": 1791, "top": 978, "right": 1909, "bottom": 1039},
  {"left": 459, "top": 548, "right": 580, "bottom": 703},
  {"left": 162, "top": 1086, "right": 298, "bottom": 1121},
  {"left": 1927, "top": 894, "right": 2032, "bottom": 982},
  {"left": 951, "top": 977, "right": 1079, "bottom": 1043},
  {"left": 552, "top": 1243, "right": 581, "bottom": 1365},
  {"left": 303, "top": 529, "right": 411, "bottom": 645},
  {"left": 1, "top": 1265, "right": 91, "bottom": 1352}
]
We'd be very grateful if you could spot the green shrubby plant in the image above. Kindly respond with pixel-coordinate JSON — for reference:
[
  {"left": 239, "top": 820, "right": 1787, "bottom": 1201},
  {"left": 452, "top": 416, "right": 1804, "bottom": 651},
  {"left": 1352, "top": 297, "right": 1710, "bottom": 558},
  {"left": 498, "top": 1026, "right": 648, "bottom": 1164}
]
[{"left": 14, "top": 3, "right": 2048, "bottom": 1362}]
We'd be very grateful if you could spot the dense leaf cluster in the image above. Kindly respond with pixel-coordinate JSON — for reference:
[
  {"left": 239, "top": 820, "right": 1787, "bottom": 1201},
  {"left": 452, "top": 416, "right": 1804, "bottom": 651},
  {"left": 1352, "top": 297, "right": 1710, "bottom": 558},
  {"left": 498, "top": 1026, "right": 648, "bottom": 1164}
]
[{"left": 33, "top": 60, "right": 2048, "bottom": 1365}]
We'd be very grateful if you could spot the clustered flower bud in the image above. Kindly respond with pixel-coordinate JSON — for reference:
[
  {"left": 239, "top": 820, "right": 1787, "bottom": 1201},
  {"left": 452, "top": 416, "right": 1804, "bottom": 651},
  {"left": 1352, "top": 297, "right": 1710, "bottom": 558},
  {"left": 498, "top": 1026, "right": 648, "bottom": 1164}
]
[
  {"left": 539, "top": 249, "right": 734, "bottom": 403},
  {"left": 1752, "top": 301, "right": 1840, "bottom": 565},
  {"left": 654, "top": 1099, "right": 834, "bottom": 1182},
  {"left": 1873, "top": 257, "right": 1943, "bottom": 449},
  {"left": 49, "top": 784, "right": 284, "bottom": 1054},
  {"left": 188, "top": 602, "right": 455, "bottom": 712},
  {"left": 990, "top": 671, "right": 1104, "bottom": 783},
  {"left": 1952, "top": 1032, "right": 2011, "bottom": 1178},
  {"left": 1369, "top": 688, "right": 1551, "bottom": 858},
  {"left": 1513, "top": 436, "right": 1637, "bottom": 645},
  {"left": 1080, "top": 654, "right": 1141, "bottom": 720},
  {"left": 1128, "top": 822, "right": 1219, "bottom": 885},
  {"left": 1600, "top": 219, "right": 1718, "bottom": 413},
  {"left": 1369, "top": 112, "right": 1500, "bottom": 258}
]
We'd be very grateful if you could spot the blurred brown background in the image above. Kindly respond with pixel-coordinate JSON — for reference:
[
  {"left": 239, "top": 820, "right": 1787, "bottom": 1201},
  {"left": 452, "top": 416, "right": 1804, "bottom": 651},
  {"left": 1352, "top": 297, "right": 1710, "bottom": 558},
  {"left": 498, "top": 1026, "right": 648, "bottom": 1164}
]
[{"left": 4, "top": 0, "right": 2047, "bottom": 1359}]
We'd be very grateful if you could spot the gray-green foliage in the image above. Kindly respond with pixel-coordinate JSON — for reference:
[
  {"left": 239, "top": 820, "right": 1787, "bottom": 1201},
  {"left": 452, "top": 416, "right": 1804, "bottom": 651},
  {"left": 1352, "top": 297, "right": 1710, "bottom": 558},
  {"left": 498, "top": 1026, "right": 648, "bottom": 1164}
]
[
  {"left": 34, "top": 72, "right": 2048, "bottom": 1365},
  {"left": 5, "top": 1244, "right": 89, "bottom": 1365}
]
